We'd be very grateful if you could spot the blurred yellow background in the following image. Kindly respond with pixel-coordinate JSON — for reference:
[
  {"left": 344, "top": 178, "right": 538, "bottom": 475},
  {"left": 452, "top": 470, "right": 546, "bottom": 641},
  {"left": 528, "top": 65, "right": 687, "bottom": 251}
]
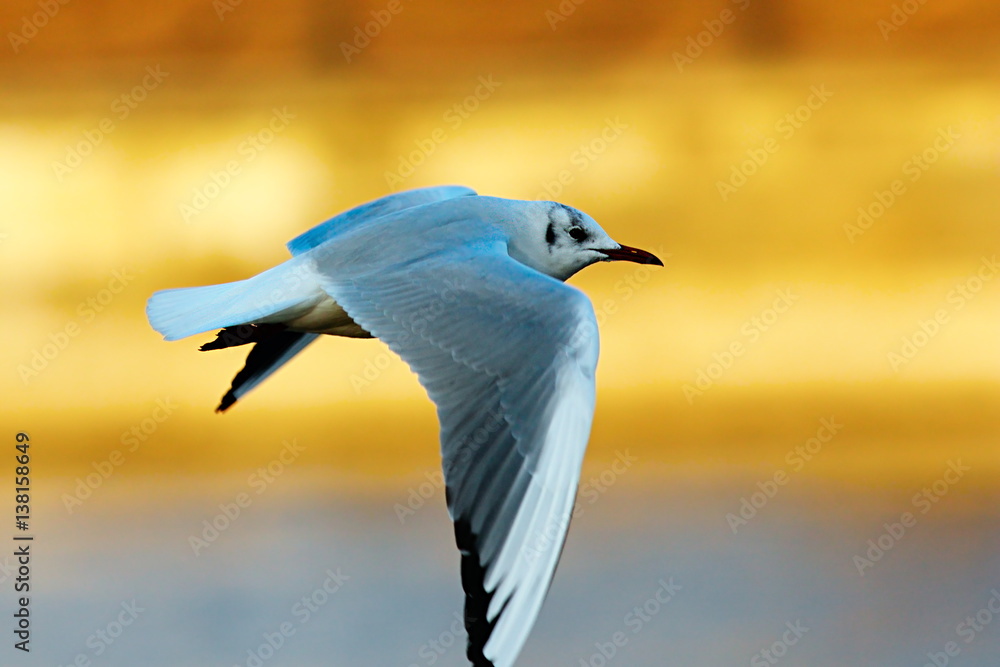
[
  {"left": 4, "top": 0, "right": 998, "bottom": 482},
  {"left": 2, "top": 1, "right": 999, "bottom": 665}
]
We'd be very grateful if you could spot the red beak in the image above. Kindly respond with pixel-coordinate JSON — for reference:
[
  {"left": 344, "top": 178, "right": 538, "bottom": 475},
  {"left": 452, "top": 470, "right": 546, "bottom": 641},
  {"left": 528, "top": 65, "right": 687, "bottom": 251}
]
[{"left": 600, "top": 244, "right": 664, "bottom": 266}]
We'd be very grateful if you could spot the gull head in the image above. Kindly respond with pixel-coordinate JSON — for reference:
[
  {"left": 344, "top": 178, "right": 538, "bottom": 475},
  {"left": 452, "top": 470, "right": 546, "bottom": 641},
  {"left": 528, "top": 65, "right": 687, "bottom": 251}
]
[{"left": 506, "top": 200, "right": 663, "bottom": 281}]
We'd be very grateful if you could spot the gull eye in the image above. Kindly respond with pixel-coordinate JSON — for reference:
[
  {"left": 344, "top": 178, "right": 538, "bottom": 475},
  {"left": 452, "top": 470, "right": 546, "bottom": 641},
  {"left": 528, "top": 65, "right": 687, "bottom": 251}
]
[{"left": 568, "top": 227, "right": 588, "bottom": 242}]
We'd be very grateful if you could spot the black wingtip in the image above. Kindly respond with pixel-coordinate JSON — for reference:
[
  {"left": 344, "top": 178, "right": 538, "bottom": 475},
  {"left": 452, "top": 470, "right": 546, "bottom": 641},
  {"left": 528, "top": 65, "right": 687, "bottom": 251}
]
[
  {"left": 454, "top": 517, "right": 501, "bottom": 667},
  {"left": 209, "top": 327, "right": 311, "bottom": 413},
  {"left": 200, "top": 324, "right": 285, "bottom": 352},
  {"left": 201, "top": 327, "right": 253, "bottom": 351},
  {"left": 215, "top": 391, "right": 237, "bottom": 413}
]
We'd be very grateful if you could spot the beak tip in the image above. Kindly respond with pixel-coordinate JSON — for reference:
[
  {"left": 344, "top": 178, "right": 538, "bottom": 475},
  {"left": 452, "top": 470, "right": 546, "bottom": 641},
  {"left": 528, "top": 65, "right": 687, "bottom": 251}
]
[{"left": 601, "top": 244, "right": 665, "bottom": 267}]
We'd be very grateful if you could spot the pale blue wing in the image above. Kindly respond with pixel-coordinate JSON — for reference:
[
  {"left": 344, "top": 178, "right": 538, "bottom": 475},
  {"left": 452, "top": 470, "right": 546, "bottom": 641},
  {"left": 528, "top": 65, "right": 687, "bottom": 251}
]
[
  {"left": 285, "top": 185, "right": 477, "bottom": 255},
  {"left": 311, "top": 234, "right": 599, "bottom": 667}
]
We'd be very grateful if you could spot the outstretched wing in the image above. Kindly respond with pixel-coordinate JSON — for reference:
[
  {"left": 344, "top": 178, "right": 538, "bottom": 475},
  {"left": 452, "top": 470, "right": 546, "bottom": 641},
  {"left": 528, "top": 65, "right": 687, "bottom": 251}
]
[
  {"left": 285, "top": 185, "right": 476, "bottom": 255},
  {"left": 313, "top": 236, "right": 598, "bottom": 667},
  {"left": 199, "top": 326, "right": 320, "bottom": 412}
]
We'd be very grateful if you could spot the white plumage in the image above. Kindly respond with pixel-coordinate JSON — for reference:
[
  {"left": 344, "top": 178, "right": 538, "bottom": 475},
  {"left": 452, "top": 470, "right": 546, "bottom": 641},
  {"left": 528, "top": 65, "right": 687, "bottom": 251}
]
[{"left": 146, "top": 186, "right": 662, "bottom": 666}]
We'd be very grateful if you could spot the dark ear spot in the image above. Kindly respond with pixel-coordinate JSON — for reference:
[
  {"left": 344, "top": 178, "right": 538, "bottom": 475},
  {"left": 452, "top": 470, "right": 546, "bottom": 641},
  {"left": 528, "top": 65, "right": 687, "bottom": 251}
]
[{"left": 545, "top": 222, "right": 555, "bottom": 245}]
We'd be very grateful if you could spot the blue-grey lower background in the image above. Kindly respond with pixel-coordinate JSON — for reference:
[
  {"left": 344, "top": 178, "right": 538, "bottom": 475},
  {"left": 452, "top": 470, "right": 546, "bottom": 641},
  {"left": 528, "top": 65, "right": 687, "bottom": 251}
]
[{"left": 15, "top": 464, "right": 1000, "bottom": 666}]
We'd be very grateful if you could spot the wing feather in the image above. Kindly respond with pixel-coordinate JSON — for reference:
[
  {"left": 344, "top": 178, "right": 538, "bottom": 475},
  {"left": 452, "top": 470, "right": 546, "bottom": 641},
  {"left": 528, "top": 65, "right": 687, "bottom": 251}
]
[
  {"left": 285, "top": 185, "right": 476, "bottom": 255},
  {"left": 313, "top": 235, "right": 598, "bottom": 667}
]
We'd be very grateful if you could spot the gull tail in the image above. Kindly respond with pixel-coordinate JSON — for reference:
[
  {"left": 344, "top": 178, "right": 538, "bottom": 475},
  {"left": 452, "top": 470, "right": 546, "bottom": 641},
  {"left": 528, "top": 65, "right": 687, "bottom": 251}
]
[
  {"left": 147, "top": 261, "right": 322, "bottom": 412},
  {"left": 146, "top": 264, "right": 313, "bottom": 341}
]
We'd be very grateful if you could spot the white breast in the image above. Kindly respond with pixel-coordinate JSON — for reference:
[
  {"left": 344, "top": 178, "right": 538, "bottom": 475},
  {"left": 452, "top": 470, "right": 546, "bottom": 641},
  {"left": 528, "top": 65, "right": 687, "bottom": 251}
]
[{"left": 282, "top": 294, "right": 372, "bottom": 338}]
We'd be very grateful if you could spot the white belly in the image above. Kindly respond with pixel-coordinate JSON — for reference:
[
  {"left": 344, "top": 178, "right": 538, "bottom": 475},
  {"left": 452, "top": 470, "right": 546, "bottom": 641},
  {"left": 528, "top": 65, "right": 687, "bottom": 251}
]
[
  {"left": 288, "top": 295, "right": 372, "bottom": 337},
  {"left": 258, "top": 292, "right": 372, "bottom": 338}
]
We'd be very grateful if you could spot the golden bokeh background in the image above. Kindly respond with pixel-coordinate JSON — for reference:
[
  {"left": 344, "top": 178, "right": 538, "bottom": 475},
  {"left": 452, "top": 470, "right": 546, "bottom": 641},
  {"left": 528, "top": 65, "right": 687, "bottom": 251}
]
[{"left": 2, "top": 1, "right": 999, "bottom": 665}]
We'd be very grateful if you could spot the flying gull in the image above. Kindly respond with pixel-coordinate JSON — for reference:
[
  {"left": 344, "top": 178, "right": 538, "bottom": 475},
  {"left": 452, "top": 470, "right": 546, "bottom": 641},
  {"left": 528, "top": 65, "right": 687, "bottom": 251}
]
[{"left": 146, "top": 186, "right": 662, "bottom": 666}]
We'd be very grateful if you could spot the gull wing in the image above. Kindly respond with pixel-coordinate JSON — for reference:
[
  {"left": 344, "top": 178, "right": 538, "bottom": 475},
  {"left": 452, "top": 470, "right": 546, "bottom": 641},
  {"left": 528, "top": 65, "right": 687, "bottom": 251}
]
[
  {"left": 285, "top": 185, "right": 477, "bottom": 256},
  {"left": 314, "top": 237, "right": 599, "bottom": 667}
]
